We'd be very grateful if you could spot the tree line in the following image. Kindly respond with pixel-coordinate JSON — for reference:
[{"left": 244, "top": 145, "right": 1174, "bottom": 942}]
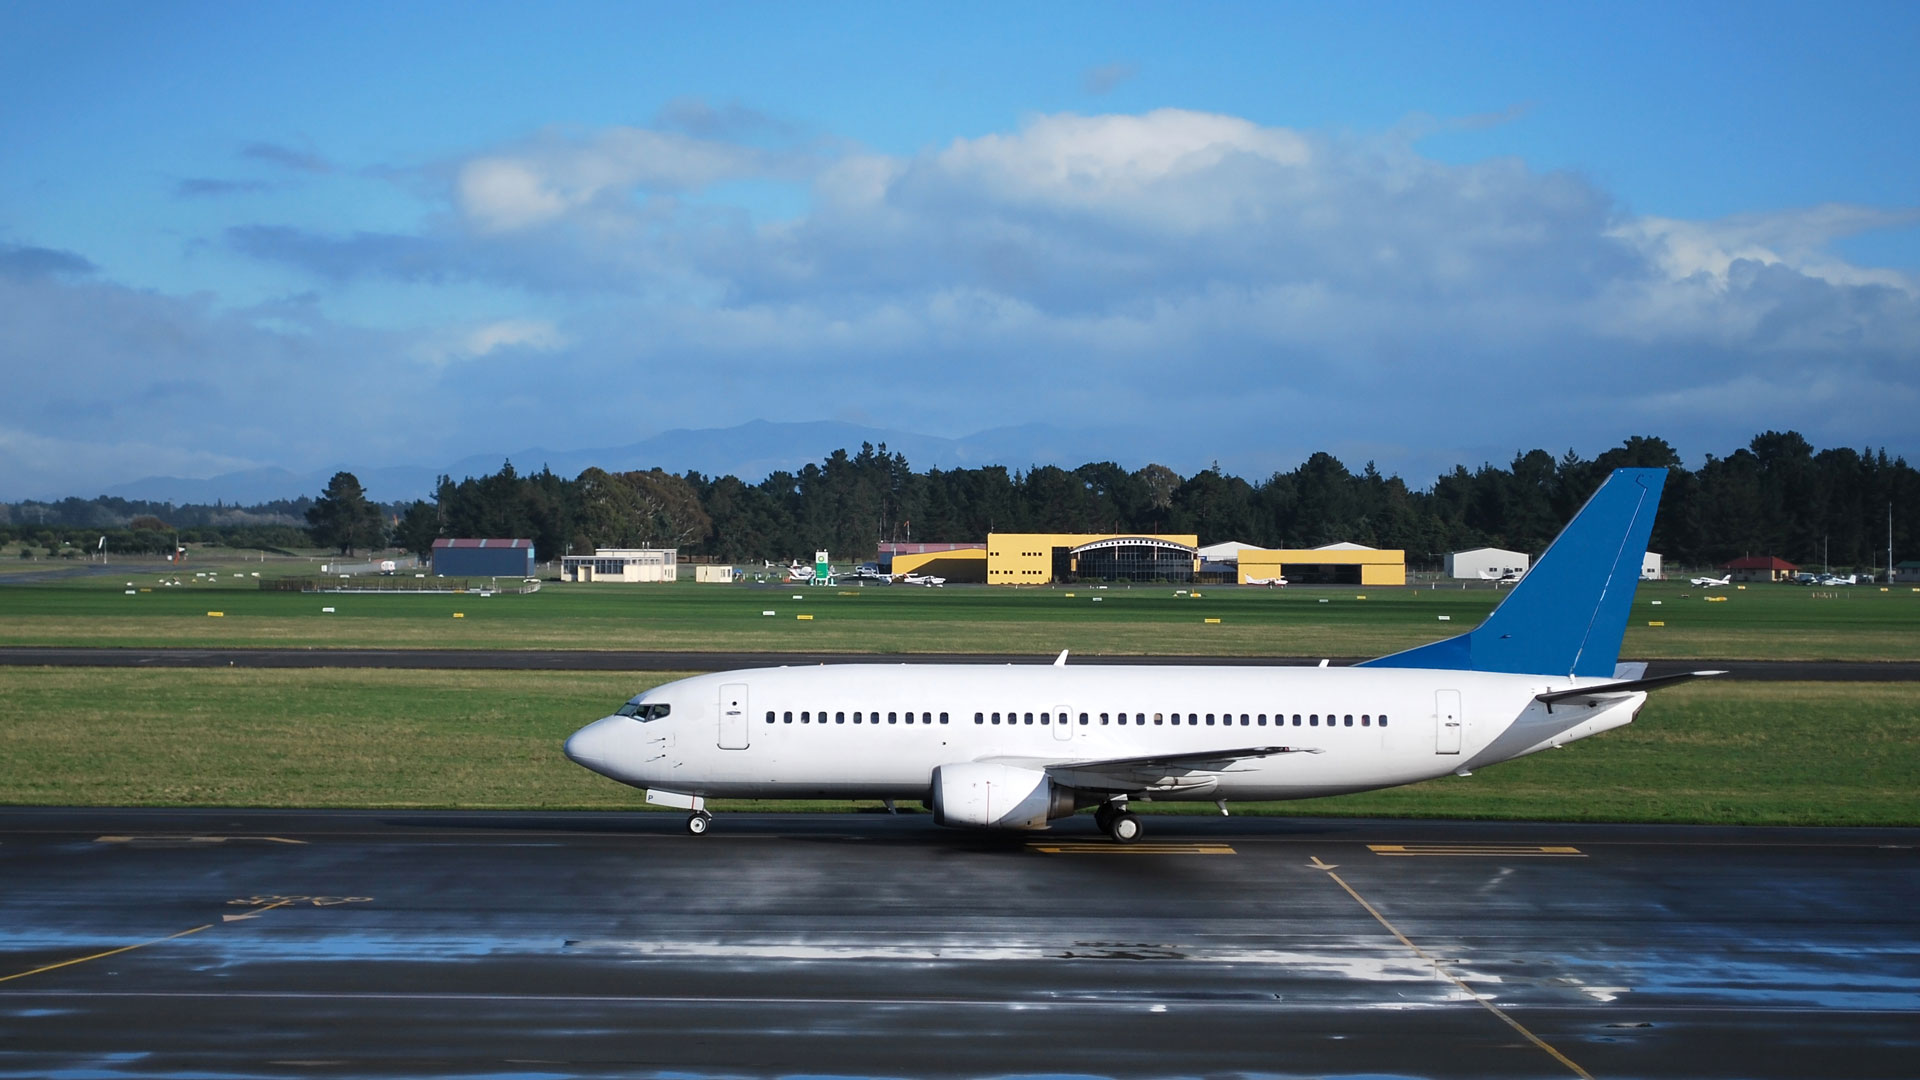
[
  {"left": 11, "top": 431, "right": 1916, "bottom": 571},
  {"left": 356, "top": 431, "right": 1918, "bottom": 572}
]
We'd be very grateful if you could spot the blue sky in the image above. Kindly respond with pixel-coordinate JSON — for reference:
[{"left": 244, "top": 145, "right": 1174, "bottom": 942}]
[{"left": 2, "top": 0, "right": 1916, "bottom": 498}]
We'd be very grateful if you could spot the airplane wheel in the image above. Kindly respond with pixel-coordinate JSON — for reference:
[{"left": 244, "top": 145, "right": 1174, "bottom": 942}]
[
  {"left": 687, "top": 811, "right": 713, "bottom": 836},
  {"left": 1108, "top": 812, "right": 1142, "bottom": 844}
]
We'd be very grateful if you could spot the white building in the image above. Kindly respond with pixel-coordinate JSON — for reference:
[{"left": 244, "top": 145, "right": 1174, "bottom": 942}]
[
  {"left": 1197, "top": 541, "right": 1262, "bottom": 564},
  {"left": 562, "top": 548, "right": 678, "bottom": 583},
  {"left": 1642, "top": 552, "right": 1664, "bottom": 580},
  {"left": 1445, "top": 547, "right": 1530, "bottom": 580},
  {"left": 693, "top": 564, "right": 735, "bottom": 583}
]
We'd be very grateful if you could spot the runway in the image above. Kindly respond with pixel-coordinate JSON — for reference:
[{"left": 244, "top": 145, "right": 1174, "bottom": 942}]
[
  {"left": 2, "top": 809, "right": 1915, "bottom": 1079},
  {"left": 2, "top": 645, "right": 1913, "bottom": 680}
]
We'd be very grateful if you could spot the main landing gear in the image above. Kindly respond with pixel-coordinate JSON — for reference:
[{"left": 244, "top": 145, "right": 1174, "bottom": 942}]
[
  {"left": 686, "top": 810, "right": 713, "bottom": 836},
  {"left": 1092, "top": 801, "right": 1142, "bottom": 843}
]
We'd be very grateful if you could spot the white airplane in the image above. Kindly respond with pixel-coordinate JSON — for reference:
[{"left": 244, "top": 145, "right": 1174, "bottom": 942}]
[
  {"left": 1478, "top": 567, "right": 1523, "bottom": 584},
  {"left": 1244, "top": 575, "right": 1287, "bottom": 587},
  {"left": 567, "top": 468, "right": 1719, "bottom": 842},
  {"left": 1689, "top": 574, "right": 1731, "bottom": 588},
  {"left": 901, "top": 572, "right": 946, "bottom": 587},
  {"left": 779, "top": 560, "right": 827, "bottom": 585}
]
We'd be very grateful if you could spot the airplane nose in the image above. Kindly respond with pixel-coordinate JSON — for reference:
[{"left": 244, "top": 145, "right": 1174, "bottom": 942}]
[{"left": 564, "top": 716, "right": 625, "bottom": 772}]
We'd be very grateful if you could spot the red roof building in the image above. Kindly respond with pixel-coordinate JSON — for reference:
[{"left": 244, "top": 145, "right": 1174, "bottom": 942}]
[{"left": 1723, "top": 555, "right": 1799, "bottom": 583}]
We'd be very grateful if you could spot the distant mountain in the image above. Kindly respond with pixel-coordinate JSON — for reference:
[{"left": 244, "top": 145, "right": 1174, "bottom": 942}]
[
  {"left": 61, "top": 420, "right": 1205, "bottom": 507},
  {"left": 88, "top": 467, "right": 315, "bottom": 507}
]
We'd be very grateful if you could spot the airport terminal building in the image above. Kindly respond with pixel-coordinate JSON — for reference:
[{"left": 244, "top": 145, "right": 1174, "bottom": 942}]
[{"left": 562, "top": 547, "right": 678, "bottom": 583}]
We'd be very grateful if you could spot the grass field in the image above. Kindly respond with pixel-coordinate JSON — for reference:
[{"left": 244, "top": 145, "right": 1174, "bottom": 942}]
[
  {"left": 3, "top": 555, "right": 1918, "bottom": 660},
  {"left": 2, "top": 668, "right": 1914, "bottom": 825}
]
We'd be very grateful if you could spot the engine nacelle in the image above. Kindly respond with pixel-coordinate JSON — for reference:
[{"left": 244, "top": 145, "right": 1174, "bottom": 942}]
[{"left": 929, "top": 763, "right": 1080, "bottom": 830}]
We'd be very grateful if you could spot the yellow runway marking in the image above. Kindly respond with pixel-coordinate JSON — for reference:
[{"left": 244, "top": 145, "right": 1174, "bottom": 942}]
[
  {"left": 0, "top": 924, "right": 212, "bottom": 985},
  {"left": 1029, "top": 843, "right": 1235, "bottom": 855},
  {"left": 1308, "top": 855, "right": 1593, "bottom": 1080},
  {"left": 1369, "top": 844, "right": 1584, "bottom": 857}
]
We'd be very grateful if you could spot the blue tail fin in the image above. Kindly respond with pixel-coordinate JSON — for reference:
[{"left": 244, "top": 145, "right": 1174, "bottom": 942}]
[{"left": 1359, "top": 467, "right": 1666, "bottom": 677}]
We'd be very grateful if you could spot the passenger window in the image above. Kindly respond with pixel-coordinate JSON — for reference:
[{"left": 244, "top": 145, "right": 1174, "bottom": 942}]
[
  {"left": 940, "top": 712, "right": 950, "bottom": 724},
  {"left": 1040, "top": 712, "right": 1049, "bottom": 725},
  {"left": 837, "top": 711, "right": 846, "bottom": 724},
  {"left": 1292, "top": 714, "right": 1302, "bottom": 726},
  {"left": 766, "top": 710, "right": 775, "bottom": 724},
  {"left": 1361, "top": 714, "right": 1370, "bottom": 726},
  {"left": 991, "top": 712, "right": 1001, "bottom": 725},
  {"left": 801, "top": 711, "right": 810, "bottom": 724},
  {"left": 1205, "top": 713, "right": 1215, "bottom": 726},
  {"left": 1024, "top": 712, "right": 1034, "bottom": 725},
  {"left": 974, "top": 712, "right": 984, "bottom": 724},
  {"left": 1100, "top": 712, "right": 1110, "bottom": 725},
  {"left": 1241, "top": 714, "right": 1250, "bottom": 726},
  {"left": 1257, "top": 713, "right": 1267, "bottom": 726},
  {"left": 784, "top": 711, "right": 794, "bottom": 724},
  {"left": 1309, "top": 714, "right": 1318, "bottom": 726},
  {"left": 888, "top": 712, "right": 897, "bottom": 724},
  {"left": 1381, "top": 715, "right": 1389, "bottom": 727},
  {"left": 1345, "top": 714, "right": 1354, "bottom": 726},
  {"left": 904, "top": 712, "right": 914, "bottom": 724},
  {"left": 1079, "top": 712, "right": 1089, "bottom": 725},
  {"left": 1189, "top": 714, "right": 1199, "bottom": 726}
]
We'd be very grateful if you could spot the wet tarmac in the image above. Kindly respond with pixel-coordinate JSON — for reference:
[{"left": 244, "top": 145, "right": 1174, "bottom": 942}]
[
  {"left": 2, "top": 645, "right": 1914, "bottom": 681},
  {"left": 2, "top": 809, "right": 1916, "bottom": 1079}
]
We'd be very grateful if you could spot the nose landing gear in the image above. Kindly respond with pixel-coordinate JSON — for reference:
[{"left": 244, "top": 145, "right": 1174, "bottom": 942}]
[{"left": 686, "top": 810, "right": 713, "bottom": 835}]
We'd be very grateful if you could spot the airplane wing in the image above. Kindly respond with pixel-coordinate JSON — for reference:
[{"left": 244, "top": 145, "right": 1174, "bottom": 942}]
[{"left": 983, "top": 745, "right": 1321, "bottom": 795}]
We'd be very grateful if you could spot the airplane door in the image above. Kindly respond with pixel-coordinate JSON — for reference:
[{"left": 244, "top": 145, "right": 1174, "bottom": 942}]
[
  {"left": 718, "top": 683, "right": 749, "bottom": 750},
  {"left": 1053, "top": 704, "right": 1074, "bottom": 741},
  {"left": 1435, "top": 689, "right": 1462, "bottom": 754}
]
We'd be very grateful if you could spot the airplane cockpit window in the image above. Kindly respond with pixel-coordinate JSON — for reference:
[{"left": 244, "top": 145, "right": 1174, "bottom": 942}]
[{"left": 617, "top": 702, "right": 671, "bottom": 721}]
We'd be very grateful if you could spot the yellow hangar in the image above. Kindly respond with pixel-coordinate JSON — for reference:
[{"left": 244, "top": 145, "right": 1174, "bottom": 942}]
[
  {"left": 1236, "top": 545, "right": 1406, "bottom": 587},
  {"left": 985, "top": 533, "right": 1201, "bottom": 584}
]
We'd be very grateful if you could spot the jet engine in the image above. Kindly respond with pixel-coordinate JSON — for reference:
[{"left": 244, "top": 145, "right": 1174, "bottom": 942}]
[{"left": 929, "top": 763, "right": 1082, "bottom": 830}]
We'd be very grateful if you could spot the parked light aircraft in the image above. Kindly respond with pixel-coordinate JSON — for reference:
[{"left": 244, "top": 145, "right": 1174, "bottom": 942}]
[
  {"left": 567, "top": 468, "right": 1718, "bottom": 841},
  {"left": 901, "top": 572, "right": 946, "bottom": 587},
  {"left": 1689, "top": 574, "right": 1731, "bottom": 588},
  {"left": 1244, "top": 575, "right": 1287, "bottom": 587}
]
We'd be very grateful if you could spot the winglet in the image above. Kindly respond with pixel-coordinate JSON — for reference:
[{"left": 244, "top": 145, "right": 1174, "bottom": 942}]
[{"left": 1053, "top": 649, "right": 1069, "bottom": 667}]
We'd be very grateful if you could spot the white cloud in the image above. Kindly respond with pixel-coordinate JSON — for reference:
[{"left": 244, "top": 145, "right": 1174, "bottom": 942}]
[
  {"left": 455, "top": 128, "right": 778, "bottom": 233},
  {"left": 408, "top": 317, "right": 569, "bottom": 366},
  {"left": 1612, "top": 205, "right": 1919, "bottom": 291},
  {"left": 464, "top": 318, "right": 566, "bottom": 356},
  {"left": 15, "top": 107, "right": 1913, "bottom": 498}
]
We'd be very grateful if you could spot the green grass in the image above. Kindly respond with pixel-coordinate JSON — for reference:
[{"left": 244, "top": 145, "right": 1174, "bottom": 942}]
[
  {"left": 2, "top": 668, "right": 1914, "bottom": 824},
  {"left": 4, "top": 569, "right": 1918, "bottom": 660}
]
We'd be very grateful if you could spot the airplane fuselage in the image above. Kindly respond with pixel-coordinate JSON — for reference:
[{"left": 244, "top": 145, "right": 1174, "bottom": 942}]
[{"left": 565, "top": 663, "right": 1644, "bottom": 809}]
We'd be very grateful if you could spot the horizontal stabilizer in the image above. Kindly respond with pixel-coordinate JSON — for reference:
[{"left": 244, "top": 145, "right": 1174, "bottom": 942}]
[{"left": 1534, "top": 669, "right": 1726, "bottom": 706}]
